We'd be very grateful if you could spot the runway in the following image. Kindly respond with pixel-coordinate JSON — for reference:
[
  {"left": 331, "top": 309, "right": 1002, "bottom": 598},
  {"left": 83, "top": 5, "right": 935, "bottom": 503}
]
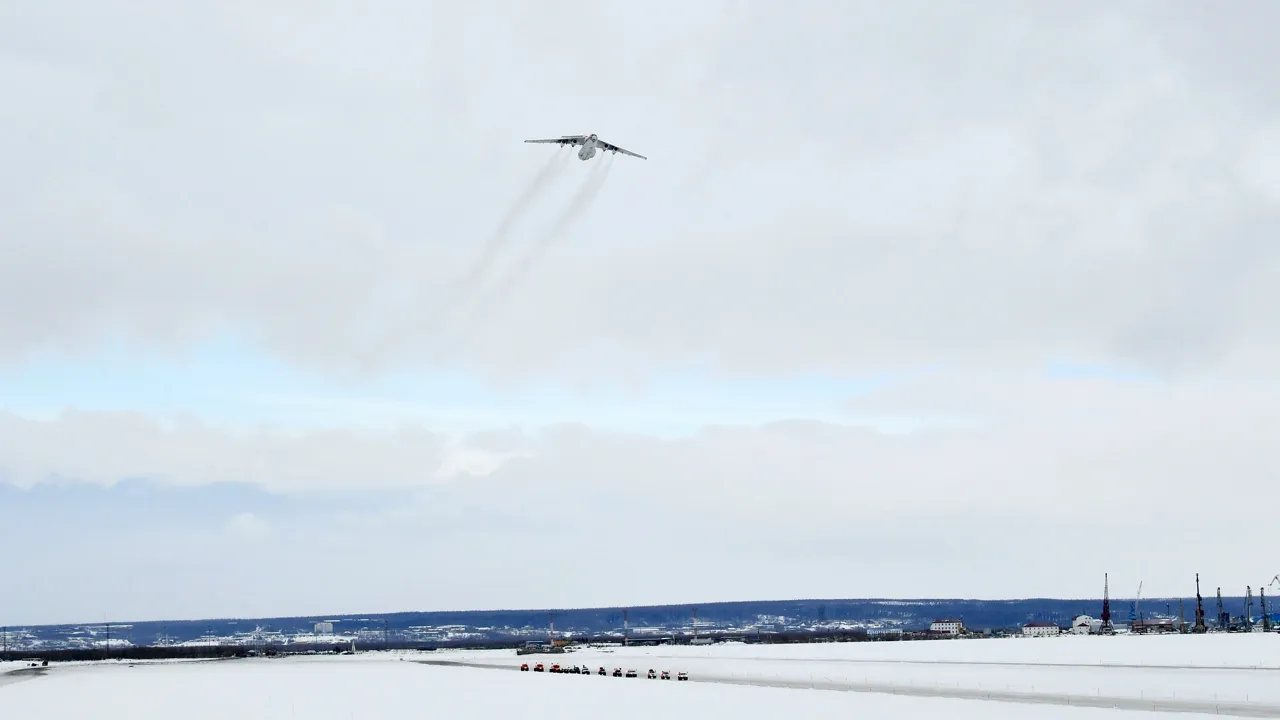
[
  {"left": 413, "top": 658, "right": 1280, "bottom": 718},
  {"left": 640, "top": 653, "right": 1280, "bottom": 673}
]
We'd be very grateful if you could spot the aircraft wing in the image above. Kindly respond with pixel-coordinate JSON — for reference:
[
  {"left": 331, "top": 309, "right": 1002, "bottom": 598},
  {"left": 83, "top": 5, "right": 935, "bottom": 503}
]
[
  {"left": 525, "top": 135, "right": 586, "bottom": 147},
  {"left": 597, "top": 139, "right": 647, "bottom": 160}
]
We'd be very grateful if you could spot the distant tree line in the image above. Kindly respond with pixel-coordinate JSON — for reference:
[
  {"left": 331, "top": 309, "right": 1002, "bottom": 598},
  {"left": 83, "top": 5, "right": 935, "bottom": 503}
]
[
  {"left": 3, "top": 626, "right": 995, "bottom": 662},
  {"left": 5, "top": 593, "right": 1252, "bottom": 649}
]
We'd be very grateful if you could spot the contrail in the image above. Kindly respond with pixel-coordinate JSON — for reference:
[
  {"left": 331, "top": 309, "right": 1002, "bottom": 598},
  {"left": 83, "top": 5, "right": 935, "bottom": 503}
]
[
  {"left": 452, "top": 149, "right": 571, "bottom": 295},
  {"left": 422, "top": 157, "right": 614, "bottom": 366},
  {"left": 356, "top": 150, "right": 570, "bottom": 374},
  {"left": 475, "top": 156, "right": 614, "bottom": 317}
]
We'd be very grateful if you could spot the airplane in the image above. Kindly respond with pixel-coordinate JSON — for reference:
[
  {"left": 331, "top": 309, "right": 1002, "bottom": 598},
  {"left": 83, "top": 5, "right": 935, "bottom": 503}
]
[{"left": 524, "top": 133, "right": 647, "bottom": 161}]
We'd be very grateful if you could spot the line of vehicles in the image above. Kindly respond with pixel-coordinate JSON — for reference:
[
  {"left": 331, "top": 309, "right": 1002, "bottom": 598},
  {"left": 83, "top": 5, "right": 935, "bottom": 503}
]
[{"left": 520, "top": 662, "right": 687, "bottom": 681}]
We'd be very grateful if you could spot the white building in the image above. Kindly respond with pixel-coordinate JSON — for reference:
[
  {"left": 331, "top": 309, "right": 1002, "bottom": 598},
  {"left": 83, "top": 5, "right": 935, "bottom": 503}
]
[
  {"left": 314, "top": 622, "right": 335, "bottom": 635},
  {"left": 1071, "top": 615, "right": 1101, "bottom": 635},
  {"left": 929, "top": 619, "right": 965, "bottom": 635},
  {"left": 1022, "top": 621, "right": 1061, "bottom": 637}
]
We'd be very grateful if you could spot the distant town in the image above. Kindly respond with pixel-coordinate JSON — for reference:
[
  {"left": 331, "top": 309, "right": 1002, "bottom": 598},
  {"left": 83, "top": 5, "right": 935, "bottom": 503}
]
[{"left": 4, "top": 584, "right": 1275, "bottom": 659}]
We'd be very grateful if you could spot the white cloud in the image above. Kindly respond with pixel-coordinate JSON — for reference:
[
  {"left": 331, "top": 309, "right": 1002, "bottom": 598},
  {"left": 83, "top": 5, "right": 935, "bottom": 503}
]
[
  {"left": 0, "top": 370, "right": 1273, "bottom": 623},
  {"left": 0, "top": 410, "right": 463, "bottom": 493},
  {"left": 225, "top": 512, "right": 271, "bottom": 540},
  {"left": 1, "top": 0, "right": 1275, "bottom": 624},
  {"left": 1, "top": 1, "right": 1277, "bottom": 380}
]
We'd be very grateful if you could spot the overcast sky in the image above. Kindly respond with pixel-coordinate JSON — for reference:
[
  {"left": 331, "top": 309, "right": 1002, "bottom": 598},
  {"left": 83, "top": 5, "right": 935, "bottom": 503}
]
[{"left": 2, "top": 0, "right": 1277, "bottom": 627}]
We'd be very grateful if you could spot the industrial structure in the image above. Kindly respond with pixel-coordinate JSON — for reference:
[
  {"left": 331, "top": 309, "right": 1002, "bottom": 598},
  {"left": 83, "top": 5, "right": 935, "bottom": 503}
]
[
  {"left": 1071, "top": 615, "right": 1100, "bottom": 634},
  {"left": 1092, "top": 573, "right": 1280, "bottom": 635},
  {"left": 1193, "top": 573, "right": 1207, "bottom": 633},
  {"left": 1100, "top": 573, "right": 1114, "bottom": 634},
  {"left": 1129, "top": 618, "right": 1176, "bottom": 634}
]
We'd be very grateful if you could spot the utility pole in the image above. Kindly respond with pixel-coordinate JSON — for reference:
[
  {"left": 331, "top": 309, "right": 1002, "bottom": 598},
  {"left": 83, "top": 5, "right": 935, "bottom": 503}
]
[{"left": 1178, "top": 599, "right": 1185, "bottom": 633}]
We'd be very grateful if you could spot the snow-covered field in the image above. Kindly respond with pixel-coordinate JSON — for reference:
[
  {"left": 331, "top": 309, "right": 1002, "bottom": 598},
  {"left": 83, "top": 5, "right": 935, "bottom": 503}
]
[
  {"left": 1, "top": 634, "right": 1277, "bottom": 718},
  {"left": 444, "top": 633, "right": 1280, "bottom": 704}
]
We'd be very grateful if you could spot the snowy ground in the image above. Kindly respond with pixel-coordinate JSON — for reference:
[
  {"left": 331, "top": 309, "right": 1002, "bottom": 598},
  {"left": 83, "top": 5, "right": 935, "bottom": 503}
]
[
  {"left": 444, "top": 633, "right": 1280, "bottom": 704},
  {"left": 1, "top": 634, "right": 1277, "bottom": 718}
]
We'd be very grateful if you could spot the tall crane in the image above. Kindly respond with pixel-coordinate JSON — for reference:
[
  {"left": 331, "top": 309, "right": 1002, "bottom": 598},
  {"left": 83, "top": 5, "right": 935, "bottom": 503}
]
[
  {"left": 1129, "top": 581, "right": 1144, "bottom": 631},
  {"left": 1216, "top": 588, "right": 1229, "bottom": 630},
  {"left": 1268, "top": 576, "right": 1280, "bottom": 632},
  {"left": 1100, "top": 573, "right": 1113, "bottom": 634},
  {"left": 1193, "top": 573, "right": 1208, "bottom": 633}
]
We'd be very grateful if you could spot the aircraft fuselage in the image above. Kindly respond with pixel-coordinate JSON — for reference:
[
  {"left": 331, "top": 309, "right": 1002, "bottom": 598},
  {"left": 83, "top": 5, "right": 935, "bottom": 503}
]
[{"left": 577, "top": 136, "right": 597, "bottom": 161}]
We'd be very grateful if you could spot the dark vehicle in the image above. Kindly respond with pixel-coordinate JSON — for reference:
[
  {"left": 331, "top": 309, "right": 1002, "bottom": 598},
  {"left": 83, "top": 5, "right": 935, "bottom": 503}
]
[
  {"left": 612, "top": 668, "right": 623, "bottom": 677},
  {"left": 677, "top": 671, "right": 688, "bottom": 681},
  {"left": 625, "top": 669, "right": 638, "bottom": 678},
  {"left": 647, "top": 669, "right": 656, "bottom": 679},
  {"left": 598, "top": 667, "right": 607, "bottom": 676},
  {"left": 660, "top": 671, "right": 671, "bottom": 680}
]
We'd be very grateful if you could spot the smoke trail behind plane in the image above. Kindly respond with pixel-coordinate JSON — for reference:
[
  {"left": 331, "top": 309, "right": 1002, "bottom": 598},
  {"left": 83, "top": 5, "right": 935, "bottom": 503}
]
[
  {"left": 356, "top": 150, "right": 571, "bottom": 374},
  {"left": 472, "top": 156, "right": 614, "bottom": 321},
  {"left": 452, "top": 150, "right": 571, "bottom": 295}
]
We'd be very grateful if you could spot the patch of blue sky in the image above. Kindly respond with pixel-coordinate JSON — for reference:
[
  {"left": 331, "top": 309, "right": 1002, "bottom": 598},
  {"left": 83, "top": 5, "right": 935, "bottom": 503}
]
[{"left": 0, "top": 332, "right": 903, "bottom": 436}]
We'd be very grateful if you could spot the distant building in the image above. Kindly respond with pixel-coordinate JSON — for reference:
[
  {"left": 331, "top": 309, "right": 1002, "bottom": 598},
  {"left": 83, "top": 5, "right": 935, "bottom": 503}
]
[
  {"left": 1021, "top": 621, "right": 1061, "bottom": 637},
  {"left": 1129, "top": 618, "right": 1176, "bottom": 634},
  {"left": 929, "top": 619, "right": 965, "bottom": 635},
  {"left": 314, "top": 622, "right": 334, "bottom": 635},
  {"left": 1071, "top": 615, "right": 1101, "bottom": 635}
]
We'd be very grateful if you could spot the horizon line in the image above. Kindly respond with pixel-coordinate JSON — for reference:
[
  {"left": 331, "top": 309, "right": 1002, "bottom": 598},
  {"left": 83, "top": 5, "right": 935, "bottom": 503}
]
[{"left": 12, "top": 593, "right": 1227, "bottom": 630}]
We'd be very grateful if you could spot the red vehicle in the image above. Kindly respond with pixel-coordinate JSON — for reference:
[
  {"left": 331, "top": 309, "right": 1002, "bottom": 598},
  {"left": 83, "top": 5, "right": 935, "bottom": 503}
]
[
  {"left": 520, "top": 663, "right": 529, "bottom": 671},
  {"left": 533, "top": 663, "right": 544, "bottom": 672},
  {"left": 550, "top": 664, "right": 561, "bottom": 673}
]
